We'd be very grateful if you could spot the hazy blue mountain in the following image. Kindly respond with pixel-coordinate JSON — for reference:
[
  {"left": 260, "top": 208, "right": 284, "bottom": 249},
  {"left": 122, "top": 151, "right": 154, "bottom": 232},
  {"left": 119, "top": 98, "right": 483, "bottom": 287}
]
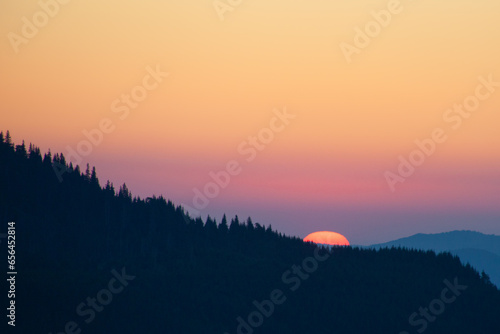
[{"left": 369, "top": 230, "right": 500, "bottom": 287}]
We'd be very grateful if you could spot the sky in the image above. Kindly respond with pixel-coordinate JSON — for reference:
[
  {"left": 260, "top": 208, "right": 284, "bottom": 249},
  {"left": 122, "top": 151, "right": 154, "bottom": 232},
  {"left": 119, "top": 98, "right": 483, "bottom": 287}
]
[{"left": 1, "top": 0, "right": 499, "bottom": 245}]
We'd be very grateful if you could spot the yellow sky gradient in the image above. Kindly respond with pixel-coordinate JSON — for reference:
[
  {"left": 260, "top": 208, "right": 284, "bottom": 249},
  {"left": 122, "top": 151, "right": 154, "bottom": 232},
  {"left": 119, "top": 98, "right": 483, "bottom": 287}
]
[{"left": 1, "top": 0, "right": 499, "bottom": 243}]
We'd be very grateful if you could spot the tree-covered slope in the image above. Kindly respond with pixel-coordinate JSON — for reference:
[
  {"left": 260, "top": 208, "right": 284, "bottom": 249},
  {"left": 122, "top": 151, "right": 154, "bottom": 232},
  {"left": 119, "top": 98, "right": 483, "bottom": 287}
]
[{"left": 0, "top": 131, "right": 499, "bottom": 334}]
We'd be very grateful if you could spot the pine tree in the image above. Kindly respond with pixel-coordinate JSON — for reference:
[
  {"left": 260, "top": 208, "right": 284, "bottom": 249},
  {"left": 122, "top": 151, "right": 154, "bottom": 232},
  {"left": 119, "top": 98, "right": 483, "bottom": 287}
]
[
  {"left": 104, "top": 180, "right": 115, "bottom": 197},
  {"left": 85, "top": 163, "right": 91, "bottom": 181},
  {"left": 119, "top": 183, "right": 131, "bottom": 200},
  {"left": 229, "top": 215, "right": 240, "bottom": 233},
  {"left": 59, "top": 153, "right": 67, "bottom": 166},
  {"left": 246, "top": 217, "right": 254, "bottom": 231},
  {"left": 43, "top": 150, "right": 52, "bottom": 165},
  {"left": 91, "top": 167, "right": 99, "bottom": 186},
  {"left": 15, "top": 140, "right": 27, "bottom": 157},
  {"left": 205, "top": 215, "right": 217, "bottom": 233},
  {"left": 5, "top": 130, "right": 12, "bottom": 147},
  {"left": 219, "top": 214, "right": 229, "bottom": 233},
  {"left": 74, "top": 164, "right": 81, "bottom": 176}
]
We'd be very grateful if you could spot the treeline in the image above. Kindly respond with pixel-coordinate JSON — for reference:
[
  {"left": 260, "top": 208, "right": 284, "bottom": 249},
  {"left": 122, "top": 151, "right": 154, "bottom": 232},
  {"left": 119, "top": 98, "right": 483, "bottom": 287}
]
[{"left": 0, "top": 131, "right": 499, "bottom": 334}]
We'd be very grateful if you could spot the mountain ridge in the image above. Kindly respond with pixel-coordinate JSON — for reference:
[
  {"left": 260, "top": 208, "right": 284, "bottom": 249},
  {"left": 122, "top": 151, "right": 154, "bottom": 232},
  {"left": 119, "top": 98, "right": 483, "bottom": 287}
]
[{"left": 369, "top": 230, "right": 500, "bottom": 287}]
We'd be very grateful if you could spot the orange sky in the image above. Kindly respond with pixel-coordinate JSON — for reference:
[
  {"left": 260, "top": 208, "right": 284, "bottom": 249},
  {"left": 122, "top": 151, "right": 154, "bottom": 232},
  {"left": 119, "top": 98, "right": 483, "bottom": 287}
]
[{"left": 1, "top": 0, "right": 499, "bottom": 244}]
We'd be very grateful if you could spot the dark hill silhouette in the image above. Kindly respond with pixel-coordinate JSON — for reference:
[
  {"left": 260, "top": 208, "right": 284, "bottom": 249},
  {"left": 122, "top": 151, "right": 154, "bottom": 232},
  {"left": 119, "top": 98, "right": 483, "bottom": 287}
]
[
  {"left": 1, "top": 131, "right": 499, "bottom": 333},
  {"left": 370, "top": 231, "right": 500, "bottom": 287}
]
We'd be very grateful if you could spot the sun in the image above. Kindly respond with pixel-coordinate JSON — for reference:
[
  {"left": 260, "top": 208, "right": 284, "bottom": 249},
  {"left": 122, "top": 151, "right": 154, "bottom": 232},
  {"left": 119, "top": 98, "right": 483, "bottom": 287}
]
[{"left": 304, "top": 231, "right": 350, "bottom": 246}]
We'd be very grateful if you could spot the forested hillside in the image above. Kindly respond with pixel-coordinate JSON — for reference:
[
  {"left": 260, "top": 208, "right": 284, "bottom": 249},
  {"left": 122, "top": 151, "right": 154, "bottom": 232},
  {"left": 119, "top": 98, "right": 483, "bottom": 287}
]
[
  {"left": 370, "top": 231, "right": 500, "bottom": 287},
  {"left": 1, "top": 131, "right": 499, "bottom": 334}
]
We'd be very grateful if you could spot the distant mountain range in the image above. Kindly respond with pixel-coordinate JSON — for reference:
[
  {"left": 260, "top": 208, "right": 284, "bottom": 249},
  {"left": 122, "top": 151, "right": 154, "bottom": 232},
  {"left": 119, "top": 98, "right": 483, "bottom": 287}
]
[{"left": 369, "top": 230, "right": 500, "bottom": 287}]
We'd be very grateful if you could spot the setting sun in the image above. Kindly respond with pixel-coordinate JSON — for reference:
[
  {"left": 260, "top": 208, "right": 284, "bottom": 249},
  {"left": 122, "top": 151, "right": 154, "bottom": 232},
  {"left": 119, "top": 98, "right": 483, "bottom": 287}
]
[{"left": 304, "top": 231, "right": 350, "bottom": 246}]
